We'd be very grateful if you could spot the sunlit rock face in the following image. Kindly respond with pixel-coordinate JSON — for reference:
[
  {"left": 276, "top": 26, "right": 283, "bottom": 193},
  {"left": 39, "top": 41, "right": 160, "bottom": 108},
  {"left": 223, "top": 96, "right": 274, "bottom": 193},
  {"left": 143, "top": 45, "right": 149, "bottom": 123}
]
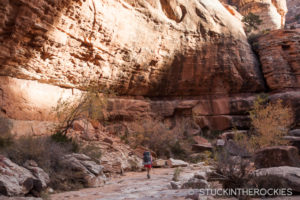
[
  {"left": 220, "top": 0, "right": 287, "bottom": 31},
  {"left": 0, "top": 0, "right": 265, "bottom": 96},
  {"left": 0, "top": 0, "right": 299, "bottom": 133}
]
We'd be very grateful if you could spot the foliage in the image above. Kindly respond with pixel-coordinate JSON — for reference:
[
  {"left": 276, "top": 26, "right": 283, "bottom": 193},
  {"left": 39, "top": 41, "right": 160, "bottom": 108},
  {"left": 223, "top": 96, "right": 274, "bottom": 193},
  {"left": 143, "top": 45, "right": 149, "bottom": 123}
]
[
  {"left": 124, "top": 118, "right": 194, "bottom": 159},
  {"left": 242, "top": 12, "right": 262, "bottom": 33},
  {"left": 170, "top": 141, "right": 187, "bottom": 159},
  {"left": 249, "top": 95, "right": 293, "bottom": 149},
  {"left": 51, "top": 131, "right": 79, "bottom": 152},
  {"left": 0, "top": 134, "right": 87, "bottom": 191},
  {"left": 53, "top": 84, "right": 109, "bottom": 136},
  {"left": 213, "top": 94, "right": 293, "bottom": 198},
  {"left": 172, "top": 167, "right": 183, "bottom": 182},
  {"left": 216, "top": 150, "right": 251, "bottom": 196},
  {"left": 125, "top": 119, "right": 174, "bottom": 157}
]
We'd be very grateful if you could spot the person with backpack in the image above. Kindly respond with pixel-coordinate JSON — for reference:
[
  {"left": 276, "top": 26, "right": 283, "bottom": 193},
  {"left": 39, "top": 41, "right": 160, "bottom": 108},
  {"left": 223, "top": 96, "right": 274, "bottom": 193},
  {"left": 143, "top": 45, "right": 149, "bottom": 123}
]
[{"left": 143, "top": 151, "right": 152, "bottom": 179}]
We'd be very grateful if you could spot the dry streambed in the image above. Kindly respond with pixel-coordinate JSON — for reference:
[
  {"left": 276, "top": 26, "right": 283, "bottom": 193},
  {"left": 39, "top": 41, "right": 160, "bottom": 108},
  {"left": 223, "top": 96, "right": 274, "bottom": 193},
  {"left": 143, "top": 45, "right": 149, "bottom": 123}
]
[{"left": 51, "top": 166, "right": 210, "bottom": 200}]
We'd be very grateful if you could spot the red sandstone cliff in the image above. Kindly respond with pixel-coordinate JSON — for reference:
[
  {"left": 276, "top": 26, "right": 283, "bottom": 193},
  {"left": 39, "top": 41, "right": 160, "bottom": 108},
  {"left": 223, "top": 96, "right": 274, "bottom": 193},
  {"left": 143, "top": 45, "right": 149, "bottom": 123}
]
[{"left": 0, "top": 0, "right": 299, "bottom": 135}]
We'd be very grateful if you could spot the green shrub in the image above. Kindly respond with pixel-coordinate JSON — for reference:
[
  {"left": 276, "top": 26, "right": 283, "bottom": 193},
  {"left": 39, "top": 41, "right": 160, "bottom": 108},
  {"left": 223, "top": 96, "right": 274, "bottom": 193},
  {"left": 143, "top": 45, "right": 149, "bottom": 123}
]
[
  {"left": 242, "top": 12, "right": 262, "bottom": 33},
  {"left": 172, "top": 167, "right": 183, "bottom": 182},
  {"left": 51, "top": 131, "right": 79, "bottom": 152},
  {"left": 170, "top": 141, "right": 187, "bottom": 159}
]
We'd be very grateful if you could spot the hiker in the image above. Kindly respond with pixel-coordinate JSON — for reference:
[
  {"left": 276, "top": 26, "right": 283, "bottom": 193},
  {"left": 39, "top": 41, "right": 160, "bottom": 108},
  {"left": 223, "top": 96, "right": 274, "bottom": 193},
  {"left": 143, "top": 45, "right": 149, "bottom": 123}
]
[{"left": 143, "top": 151, "right": 152, "bottom": 179}]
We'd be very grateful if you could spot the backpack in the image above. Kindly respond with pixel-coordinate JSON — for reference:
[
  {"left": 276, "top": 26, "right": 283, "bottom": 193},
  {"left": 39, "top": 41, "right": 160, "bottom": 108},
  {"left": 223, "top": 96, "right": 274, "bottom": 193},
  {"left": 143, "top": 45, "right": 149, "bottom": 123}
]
[{"left": 143, "top": 151, "right": 151, "bottom": 164}]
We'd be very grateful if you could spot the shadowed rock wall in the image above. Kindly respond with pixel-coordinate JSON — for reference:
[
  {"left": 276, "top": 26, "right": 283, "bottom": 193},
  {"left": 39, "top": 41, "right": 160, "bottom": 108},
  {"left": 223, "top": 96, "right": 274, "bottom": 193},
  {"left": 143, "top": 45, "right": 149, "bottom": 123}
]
[{"left": 0, "top": 0, "right": 299, "bottom": 135}]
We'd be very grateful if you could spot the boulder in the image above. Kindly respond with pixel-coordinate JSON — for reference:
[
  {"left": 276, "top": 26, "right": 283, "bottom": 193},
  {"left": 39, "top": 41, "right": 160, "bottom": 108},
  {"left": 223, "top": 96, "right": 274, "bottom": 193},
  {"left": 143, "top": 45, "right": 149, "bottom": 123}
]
[
  {"left": 61, "top": 153, "right": 106, "bottom": 187},
  {"left": 250, "top": 166, "right": 300, "bottom": 192},
  {"left": 181, "top": 178, "right": 209, "bottom": 189},
  {"left": 167, "top": 159, "right": 188, "bottom": 168},
  {"left": 152, "top": 159, "right": 167, "bottom": 168},
  {"left": 225, "top": 139, "right": 251, "bottom": 158},
  {"left": 0, "top": 156, "right": 35, "bottom": 196},
  {"left": 193, "top": 172, "right": 208, "bottom": 180},
  {"left": 254, "top": 146, "right": 300, "bottom": 169},
  {"left": 23, "top": 160, "right": 50, "bottom": 191},
  {"left": 170, "top": 181, "right": 181, "bottom": 189},
  {"left": 191, "top": 136, "right": 213, "bottom": 153}
]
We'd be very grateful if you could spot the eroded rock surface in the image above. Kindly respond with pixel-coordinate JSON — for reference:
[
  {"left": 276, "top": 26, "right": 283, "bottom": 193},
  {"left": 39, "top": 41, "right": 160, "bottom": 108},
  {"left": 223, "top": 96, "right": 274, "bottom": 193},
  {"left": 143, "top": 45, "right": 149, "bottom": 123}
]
[
  {"left": 251, "top": 166, "right": 300, "bottom": 192},
  {"left": 0, "top": 0, "right": 264, "bottom": 96},
  {"left": 254, "top": 146, "right": 300, "bottom": 169},
  {"left": 254, "top": 29, "right": 300, "bottom": 90},
  {"left": 221, "top": 0, "right": 287, "bottom": 31},
  {"left": 286, "top": 0, "right": 300, "bottom": 27},
  {"left": 0, "top": 156, "right": 48, "bottom": 197},
  {"left": 61, "top": 153, "right": 107, "bottom": 187},
  {"left": 0, "top": 1, "right": 299, "bottom": 141}
]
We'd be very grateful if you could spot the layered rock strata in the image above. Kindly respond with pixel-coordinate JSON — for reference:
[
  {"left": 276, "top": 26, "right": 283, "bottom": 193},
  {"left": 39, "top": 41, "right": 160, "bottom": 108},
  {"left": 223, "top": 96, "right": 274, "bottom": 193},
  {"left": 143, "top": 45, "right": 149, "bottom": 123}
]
[
  {"left": 0, "top": 0, "right": 264, "bottom": 96},
  {"left": 254, "top": 29, "right": 300, "bottom": 91},
  {"left": 0, "top": 0, "right": 299, "bottom": 137},
  {"left": 221, "top": 0, "right": 288, "bottom": 31}
]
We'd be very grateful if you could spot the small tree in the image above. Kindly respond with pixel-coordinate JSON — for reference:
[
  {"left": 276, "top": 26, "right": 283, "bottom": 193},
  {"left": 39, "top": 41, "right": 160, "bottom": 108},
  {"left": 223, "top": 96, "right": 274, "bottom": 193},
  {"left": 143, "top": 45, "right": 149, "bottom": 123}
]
[
  {"left": 53, "top": 83, "right": 109, "bottom": 136},
  {"left": 242, "top": 13, "right": 262, "bottom": 33},
  {"left": 249, "top": 95, "right": 293, "bottom": 149}
]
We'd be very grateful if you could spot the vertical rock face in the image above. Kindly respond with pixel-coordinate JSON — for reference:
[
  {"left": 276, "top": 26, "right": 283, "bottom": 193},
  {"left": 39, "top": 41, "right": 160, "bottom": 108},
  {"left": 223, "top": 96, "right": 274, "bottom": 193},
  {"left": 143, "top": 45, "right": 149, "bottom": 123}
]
[
  {"left": 286, "top": 0, "right": 300, "bottom": 27},
  {"left": 220, "top": 0, "right": 287, "bottom": 31},
  {"left": 0, "top": 0, "right": 264, "bottom": 96},
  {"left": 254, "top": 29, "right": 300, "bottom": 90},
  {"left": 0, "top": 0, "right": 299, "bottom": 134}
]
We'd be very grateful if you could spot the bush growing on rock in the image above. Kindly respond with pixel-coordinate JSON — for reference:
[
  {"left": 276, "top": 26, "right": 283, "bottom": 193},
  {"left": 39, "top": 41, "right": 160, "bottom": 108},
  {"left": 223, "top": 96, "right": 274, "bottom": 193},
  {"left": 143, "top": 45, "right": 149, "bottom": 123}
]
[
  {"left": 214, "top": 94, "right": 294, "bottom": 198},
  {"left": 242, "top": 12, "right": 262, "bottom": 33},
  {"left": 0, "top": 135, "right": 90, "bottom": 191},
  {"left": 216, "top": 149, "right": 251, "bottom": 187},
  {"left": 172, "top": 167, "right": 183, "bottom": 182},
  {"left": 53, "top": 83, "right": 110, "bottom": 136}
]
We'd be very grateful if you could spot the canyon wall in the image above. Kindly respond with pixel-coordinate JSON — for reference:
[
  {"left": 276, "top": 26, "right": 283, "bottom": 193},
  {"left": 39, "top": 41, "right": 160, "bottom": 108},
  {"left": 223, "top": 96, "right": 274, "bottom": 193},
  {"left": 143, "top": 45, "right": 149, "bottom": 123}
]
[
  {"left": 286, "top": 0, "right": 300, "bottom": 28},
  {"left": 0, "top": 0, "right": 299, "bottom": 137},
  {"left": 221, "top": 0, "right": 287, "bottom": 31},
  {"left": 0, "top": 0, "right": 264, "bottom": 96}
]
